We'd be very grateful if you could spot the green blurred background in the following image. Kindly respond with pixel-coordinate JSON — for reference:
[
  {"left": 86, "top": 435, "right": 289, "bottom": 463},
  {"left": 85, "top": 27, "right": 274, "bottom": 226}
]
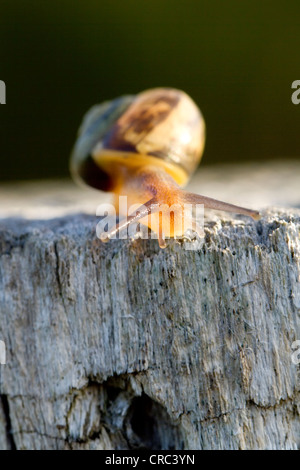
[{"left": 0, "top": 0, "right": 299, "bottom": 182}]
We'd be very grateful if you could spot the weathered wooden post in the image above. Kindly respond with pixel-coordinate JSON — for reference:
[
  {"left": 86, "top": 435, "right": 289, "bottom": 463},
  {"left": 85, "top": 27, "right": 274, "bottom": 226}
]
[{"left": 0, "top": 163, "right": 299, "bottom": 450}]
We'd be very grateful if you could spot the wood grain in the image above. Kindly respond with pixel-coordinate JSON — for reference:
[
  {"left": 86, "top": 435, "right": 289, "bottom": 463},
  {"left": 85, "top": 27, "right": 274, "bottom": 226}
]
[{"left": 0, "top": 162, "right": 299, "bottom": 449}]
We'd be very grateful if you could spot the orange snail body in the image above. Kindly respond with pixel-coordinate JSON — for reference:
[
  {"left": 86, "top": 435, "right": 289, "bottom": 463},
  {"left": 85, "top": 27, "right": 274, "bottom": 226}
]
[{"left": 71, "top": 88, "right": 260, "bottom": 247}]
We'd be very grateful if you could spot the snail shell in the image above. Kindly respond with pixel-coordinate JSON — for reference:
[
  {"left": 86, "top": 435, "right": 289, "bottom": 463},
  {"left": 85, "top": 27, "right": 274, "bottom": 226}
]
[{"left": 71, "top": 88, "right": 206, "bottom": 191}]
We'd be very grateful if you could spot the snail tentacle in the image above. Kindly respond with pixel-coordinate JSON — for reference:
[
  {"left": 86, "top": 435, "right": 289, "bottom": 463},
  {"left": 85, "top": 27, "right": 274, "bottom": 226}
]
[
  {"left": 100, "top": 197, "right": 160, "bottom": 242},
  {"left": 183, "top": 191, "right": 261, "bottom": 220}
]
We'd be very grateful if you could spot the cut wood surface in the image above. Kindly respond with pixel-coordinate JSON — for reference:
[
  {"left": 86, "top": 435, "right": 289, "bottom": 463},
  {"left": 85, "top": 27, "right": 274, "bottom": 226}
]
[{"left": 0, "top": 161, "right": 299, "bottom": 450}]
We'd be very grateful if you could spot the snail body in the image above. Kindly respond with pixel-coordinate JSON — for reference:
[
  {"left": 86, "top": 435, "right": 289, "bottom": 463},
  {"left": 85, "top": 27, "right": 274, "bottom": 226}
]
[{"left": 71, "top": 88, "right": 259, "bottom": 247}]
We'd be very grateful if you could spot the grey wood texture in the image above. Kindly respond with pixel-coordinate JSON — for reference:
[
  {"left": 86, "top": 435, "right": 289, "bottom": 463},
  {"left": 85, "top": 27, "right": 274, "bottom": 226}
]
[{"left": 0, "top": 161, "right": 299, "bottom": 449}]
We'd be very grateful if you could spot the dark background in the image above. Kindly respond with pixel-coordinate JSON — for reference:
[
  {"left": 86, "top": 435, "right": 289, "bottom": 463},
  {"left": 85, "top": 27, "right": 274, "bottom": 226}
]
[{"left": 0, "top": 0, "right": 299, "bottom": 182}]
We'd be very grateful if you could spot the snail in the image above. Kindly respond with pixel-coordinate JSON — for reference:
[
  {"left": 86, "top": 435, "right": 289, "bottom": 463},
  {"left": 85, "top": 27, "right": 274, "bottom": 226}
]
[{"left": 71, "top": 88, "right": 260, "bottom": 248}]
